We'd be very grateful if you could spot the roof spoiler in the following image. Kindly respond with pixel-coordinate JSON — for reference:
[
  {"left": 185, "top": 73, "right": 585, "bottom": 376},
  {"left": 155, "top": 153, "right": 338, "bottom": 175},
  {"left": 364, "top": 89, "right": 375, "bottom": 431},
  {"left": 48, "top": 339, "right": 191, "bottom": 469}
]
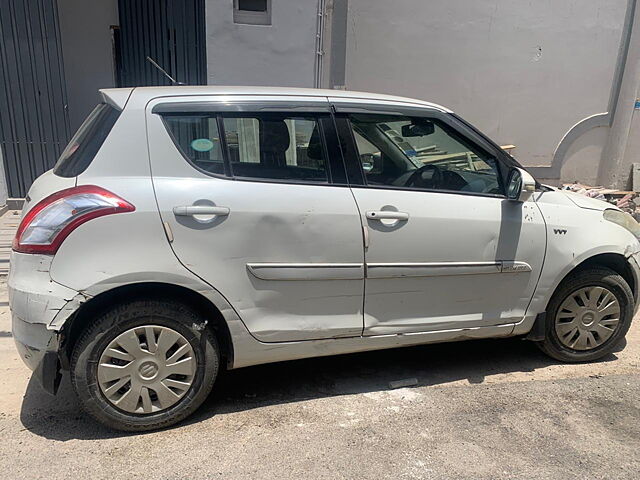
[{"left": 99, "top": 88, "right": 134, "bottom": 111}]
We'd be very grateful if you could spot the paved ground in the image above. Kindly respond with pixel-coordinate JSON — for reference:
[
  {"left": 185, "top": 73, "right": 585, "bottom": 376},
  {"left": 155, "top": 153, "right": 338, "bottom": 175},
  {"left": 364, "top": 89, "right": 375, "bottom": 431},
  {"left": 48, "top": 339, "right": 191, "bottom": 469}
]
[
  {"left": 0, "top": 209, "right": 19, "bottom": 275},
  {"left": 0, "top": 207, "right": 638, "bottom": 478},
  {"left": 0, "top": 270, "right": 639, "bottom": 479}
]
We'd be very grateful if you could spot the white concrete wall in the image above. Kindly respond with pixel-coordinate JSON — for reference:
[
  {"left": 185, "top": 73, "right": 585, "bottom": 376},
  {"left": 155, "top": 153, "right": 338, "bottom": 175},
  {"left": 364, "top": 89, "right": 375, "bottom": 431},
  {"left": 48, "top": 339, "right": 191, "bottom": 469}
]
[
  {"left": 343, "top": 0, "right": 627, "bottom": 177},
  {"left": 57, "top": 0, "right": 119, "bottom": 132},
  {"left": 44, "top": 0, "right": 625, "bottom": 187},
  {"left": 205, "top": 1, "right": 318, "bottom": 87},
  {"left": 560, "top": 127, "right": 609, "bottom": 186}
]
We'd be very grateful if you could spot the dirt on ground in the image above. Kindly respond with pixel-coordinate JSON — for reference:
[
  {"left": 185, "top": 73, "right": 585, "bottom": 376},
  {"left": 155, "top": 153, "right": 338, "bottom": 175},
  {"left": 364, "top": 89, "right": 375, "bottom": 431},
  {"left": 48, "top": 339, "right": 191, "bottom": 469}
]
[{"left": 0, "top": 279, "right": 639, "bottom": 479}]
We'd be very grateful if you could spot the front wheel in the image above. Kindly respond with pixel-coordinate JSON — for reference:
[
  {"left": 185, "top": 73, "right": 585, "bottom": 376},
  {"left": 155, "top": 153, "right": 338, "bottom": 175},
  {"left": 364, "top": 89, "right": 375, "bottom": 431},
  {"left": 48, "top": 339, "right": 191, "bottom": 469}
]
[
  {"left": 71, "top": 300, "right": 219, "bottom": 431},
  {"left": 537, "top": 267, "right": 634, "bottom": 362}
]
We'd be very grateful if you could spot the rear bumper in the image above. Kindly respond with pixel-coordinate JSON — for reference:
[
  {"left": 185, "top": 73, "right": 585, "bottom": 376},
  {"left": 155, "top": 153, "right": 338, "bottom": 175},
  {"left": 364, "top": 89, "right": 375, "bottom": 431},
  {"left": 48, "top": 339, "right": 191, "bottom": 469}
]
[
  {"left": 9, "top": 252, "right": 87, "bottom": 394},
  {"left": 12, "top": 314, "right": 61, "bottom": 394}
]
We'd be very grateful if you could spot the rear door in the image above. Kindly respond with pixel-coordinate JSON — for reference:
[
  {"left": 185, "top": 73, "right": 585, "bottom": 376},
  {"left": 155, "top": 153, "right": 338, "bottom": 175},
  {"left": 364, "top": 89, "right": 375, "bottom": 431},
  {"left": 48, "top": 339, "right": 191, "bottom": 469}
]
[{"left": 146, "top": 96, "right": 365, "bottom": 342}]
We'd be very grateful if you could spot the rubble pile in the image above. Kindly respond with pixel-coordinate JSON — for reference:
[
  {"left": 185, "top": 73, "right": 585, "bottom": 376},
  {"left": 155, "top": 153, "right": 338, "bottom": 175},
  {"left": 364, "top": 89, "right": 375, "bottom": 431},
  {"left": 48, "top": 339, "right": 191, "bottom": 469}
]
[{"left": 562, "top": 183, "right": 640, "bottom": 220}]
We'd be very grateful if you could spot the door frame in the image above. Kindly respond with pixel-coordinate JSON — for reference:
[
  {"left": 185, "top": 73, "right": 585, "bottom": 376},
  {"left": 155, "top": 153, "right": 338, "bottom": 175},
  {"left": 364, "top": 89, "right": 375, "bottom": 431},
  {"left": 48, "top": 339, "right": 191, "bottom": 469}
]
[
  {"left": 151, "top": 98, "right": 351, "bottom": 187},
  {"left": 329, "top": 101, "right": 516, "bottom": 192}
]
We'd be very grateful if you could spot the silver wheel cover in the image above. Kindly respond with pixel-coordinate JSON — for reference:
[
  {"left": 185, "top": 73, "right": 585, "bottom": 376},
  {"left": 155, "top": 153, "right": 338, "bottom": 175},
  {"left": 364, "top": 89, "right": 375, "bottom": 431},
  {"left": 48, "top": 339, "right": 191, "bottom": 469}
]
[
  {"left": 555, "top": 286, "right": 621, "bottom": 351},
  {"left": 97, "top": 325, "right": 196, "bottom": 414}
]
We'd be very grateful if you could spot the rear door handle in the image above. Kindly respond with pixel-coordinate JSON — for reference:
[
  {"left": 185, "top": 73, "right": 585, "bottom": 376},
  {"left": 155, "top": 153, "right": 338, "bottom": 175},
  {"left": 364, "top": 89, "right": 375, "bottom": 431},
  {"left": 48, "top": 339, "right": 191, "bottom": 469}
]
[
  {"left": 173, "top": 205, "right": 230, "bottom": 217},
  {"left": 366, "top": 210, "right": 409, "bottom": 221}
]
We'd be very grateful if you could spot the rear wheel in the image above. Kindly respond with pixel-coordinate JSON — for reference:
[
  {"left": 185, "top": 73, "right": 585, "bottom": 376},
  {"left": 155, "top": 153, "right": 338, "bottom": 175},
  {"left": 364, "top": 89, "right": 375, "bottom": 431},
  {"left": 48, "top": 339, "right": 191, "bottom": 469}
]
[
  {"left": 71, "top": 300, "right": 219, "bottom": 431},
  {"left": 538, "top": 267, "right": 634, "bottom": 362}
]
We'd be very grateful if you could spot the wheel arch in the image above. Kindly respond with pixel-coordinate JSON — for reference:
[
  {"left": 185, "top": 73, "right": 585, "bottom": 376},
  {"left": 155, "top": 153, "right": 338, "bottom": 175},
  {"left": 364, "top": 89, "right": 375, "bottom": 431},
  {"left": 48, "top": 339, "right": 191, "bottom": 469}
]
[
  {"left": 524, "top": 251, "right": 638, "bottom": 340},
  {"left": 60, "top": 282, "right": 235, "bottom": 370},
  {"left": 553, "top": 252, "right": 637, "bottom": 309}
]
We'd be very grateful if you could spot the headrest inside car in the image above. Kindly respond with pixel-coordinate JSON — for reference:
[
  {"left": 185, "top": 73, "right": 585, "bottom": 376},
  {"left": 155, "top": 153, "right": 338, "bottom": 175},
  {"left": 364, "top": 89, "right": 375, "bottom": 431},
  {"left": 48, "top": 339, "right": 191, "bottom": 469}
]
[{"left": 260, "top": 120, "right": 290, "bottom": 154}]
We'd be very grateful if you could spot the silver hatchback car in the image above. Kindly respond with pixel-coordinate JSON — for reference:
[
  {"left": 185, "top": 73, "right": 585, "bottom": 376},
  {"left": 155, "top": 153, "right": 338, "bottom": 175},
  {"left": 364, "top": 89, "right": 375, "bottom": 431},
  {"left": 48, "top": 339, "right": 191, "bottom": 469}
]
[{"left": 10, "top": 86, "right": 640, "bottom": 431}]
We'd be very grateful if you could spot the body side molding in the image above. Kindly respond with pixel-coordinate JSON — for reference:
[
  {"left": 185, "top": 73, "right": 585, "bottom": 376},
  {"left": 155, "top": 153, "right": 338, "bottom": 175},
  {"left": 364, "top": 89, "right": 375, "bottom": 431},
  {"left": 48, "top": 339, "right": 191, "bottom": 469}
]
[
  {"left": 246, "top": 263, "right": 364, "bottom": 281},
  {"left": 246, "top": 261, "right": 532, "bottom": 280}
]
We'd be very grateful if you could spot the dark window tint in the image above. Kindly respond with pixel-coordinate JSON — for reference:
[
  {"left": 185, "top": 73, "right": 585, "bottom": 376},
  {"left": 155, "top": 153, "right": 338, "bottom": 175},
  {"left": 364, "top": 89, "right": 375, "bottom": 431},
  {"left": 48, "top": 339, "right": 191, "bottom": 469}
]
[
  {"left": 162, "top": 115, "right": 225, "bottom": 175},
  {"left": 222, "top": 115, "right": 329, "bottom": 183},
  {"left": 53, "top": 103, "right": 120, "bottom": 177},
  {"left": 238, "top": 0, "right": 267, "bottom": 12},
  {"left": 350, "top": 114, "right": 503, "bottom": 195},
  {"left": 234, "top": 0, "right": 271, "bottom": 25}
]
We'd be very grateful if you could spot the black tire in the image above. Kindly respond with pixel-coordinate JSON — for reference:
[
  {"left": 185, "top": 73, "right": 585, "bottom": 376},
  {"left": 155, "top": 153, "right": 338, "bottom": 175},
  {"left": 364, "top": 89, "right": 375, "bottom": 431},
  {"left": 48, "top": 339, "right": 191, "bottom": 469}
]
[
  {"left": 537, "top": 267, "right": 634, "bottom": 362},
  {"left": 71, "top": 300, "right": 219, "bottom": 432}
]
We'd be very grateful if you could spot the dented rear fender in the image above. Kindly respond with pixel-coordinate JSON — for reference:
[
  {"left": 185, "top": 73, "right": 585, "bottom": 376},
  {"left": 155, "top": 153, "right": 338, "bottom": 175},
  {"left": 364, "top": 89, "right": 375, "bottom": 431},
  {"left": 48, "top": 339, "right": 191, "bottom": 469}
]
[{"left": 8, "top": 252, "right": 89, "bottom": 332}]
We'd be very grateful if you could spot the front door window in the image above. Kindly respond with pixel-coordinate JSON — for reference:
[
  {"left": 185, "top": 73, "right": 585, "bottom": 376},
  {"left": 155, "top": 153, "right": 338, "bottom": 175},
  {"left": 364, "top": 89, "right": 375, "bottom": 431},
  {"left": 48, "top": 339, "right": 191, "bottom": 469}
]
[{"left": 349, "top": 114, "right": 503, "bottom": 195}]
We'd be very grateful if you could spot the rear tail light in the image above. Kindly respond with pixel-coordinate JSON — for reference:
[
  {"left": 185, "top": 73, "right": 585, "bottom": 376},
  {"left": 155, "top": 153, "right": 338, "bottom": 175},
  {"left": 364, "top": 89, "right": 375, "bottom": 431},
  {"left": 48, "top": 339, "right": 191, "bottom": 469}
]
[{"left": 13, "top": 185, "right": 135, "bottom": 255}]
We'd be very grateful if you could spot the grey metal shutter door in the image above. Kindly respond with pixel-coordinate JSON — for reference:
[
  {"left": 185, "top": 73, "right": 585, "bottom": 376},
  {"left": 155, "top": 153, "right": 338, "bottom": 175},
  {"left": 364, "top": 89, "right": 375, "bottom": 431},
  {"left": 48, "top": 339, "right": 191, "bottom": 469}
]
[
  {"left": 0, "top": 0, "right": 71, "bottom": 198},
  {"left": 118, "top": 0, "right": 206, "bottom": 87}
]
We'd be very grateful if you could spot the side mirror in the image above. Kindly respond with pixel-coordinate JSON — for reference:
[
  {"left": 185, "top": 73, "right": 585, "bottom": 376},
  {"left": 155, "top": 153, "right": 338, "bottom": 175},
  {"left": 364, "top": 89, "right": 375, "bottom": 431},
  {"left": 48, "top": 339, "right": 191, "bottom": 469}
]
[
  {"left": 506, "top": 167, "right": 536, "bottom": 202},
  {"left": 361, "top": 153, "right": 374, "bottom": 172},
  {"left": 360, "top": 152, "right": 382, "bottom": 173}
]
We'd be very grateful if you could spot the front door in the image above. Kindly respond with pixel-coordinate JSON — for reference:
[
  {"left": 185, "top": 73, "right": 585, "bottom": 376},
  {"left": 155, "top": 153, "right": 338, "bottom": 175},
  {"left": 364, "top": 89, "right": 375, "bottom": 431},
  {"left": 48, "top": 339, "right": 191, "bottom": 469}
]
[
  {"left": 333, "top": 107, "right": 546, "bottom": 335},
  {"left": 146, "top": 96, "right": 365, "bottom": 342}
]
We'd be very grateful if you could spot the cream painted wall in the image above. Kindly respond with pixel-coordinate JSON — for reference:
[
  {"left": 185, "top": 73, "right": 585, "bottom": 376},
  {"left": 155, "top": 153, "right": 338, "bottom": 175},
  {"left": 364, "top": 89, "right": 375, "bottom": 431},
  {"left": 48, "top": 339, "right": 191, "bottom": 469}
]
[
  {"left": 342, "top": 0, "right": 627, "bottom": 180},
  {"left": 205, "top": 1, "right": 318, "bottom": 87}
]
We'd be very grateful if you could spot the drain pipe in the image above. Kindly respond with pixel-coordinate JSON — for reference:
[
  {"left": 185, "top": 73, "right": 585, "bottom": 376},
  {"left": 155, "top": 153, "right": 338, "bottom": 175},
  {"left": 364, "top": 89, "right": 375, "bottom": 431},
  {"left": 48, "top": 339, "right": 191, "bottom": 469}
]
[{"left": 314, "top": 0, "right": 326, "bottom": 88}]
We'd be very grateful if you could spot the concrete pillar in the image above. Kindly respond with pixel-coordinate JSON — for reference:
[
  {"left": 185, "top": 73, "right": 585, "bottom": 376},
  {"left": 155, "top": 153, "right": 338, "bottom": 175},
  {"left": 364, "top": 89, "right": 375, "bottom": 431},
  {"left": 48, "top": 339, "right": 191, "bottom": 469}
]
[
  {"left": 597, "top": 2, "right": 640, "bottom": 189},
  {"left": 325, "top": 0, "right": 348, "bottom": 89}
]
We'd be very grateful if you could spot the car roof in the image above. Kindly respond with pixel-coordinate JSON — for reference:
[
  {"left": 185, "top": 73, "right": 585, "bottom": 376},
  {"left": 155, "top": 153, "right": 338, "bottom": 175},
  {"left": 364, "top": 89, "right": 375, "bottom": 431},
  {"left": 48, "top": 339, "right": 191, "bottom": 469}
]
[{"left": 99, "top": 86, "right": 452, "bottom": 113}]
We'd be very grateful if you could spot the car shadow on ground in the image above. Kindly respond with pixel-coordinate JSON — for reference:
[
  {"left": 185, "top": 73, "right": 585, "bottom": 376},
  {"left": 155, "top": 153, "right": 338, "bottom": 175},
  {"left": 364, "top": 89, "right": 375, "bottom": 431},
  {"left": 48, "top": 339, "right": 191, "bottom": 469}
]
[{"left": 19, "top": 336, "right": 620, "bottom": 441}]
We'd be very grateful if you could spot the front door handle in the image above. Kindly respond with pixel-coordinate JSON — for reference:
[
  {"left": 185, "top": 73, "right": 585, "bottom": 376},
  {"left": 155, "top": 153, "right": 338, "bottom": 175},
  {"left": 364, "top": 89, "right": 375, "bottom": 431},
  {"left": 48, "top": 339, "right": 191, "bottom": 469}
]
[
  {"left": 173, "top": 205, "right": 230, "bottom": 217},
  {"left": 366, "top": 210, "right": 409, "bottom": 221}
]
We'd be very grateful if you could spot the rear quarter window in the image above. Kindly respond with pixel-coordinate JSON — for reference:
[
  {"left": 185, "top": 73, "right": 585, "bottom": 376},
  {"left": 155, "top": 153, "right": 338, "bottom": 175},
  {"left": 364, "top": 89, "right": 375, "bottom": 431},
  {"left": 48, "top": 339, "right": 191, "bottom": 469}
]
[
  {"left": 53, "top": 103, "right": 120, "bottom": 177},
  {"left": 162, "top": 115, "right": 226, "bottom": 175}
]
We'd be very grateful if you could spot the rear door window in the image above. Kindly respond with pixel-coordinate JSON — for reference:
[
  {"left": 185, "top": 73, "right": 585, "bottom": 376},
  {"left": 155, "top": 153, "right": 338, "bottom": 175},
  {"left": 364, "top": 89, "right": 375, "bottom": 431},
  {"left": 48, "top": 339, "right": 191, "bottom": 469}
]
[
  {"left": 161, "top": 112, "right": 331, "bottom": 183},
  {"left": 222, "top": 115, "right": 328, "bottom": 182},
  {"left": 53, "top": 103, "right": 120, "bottom": 177}
]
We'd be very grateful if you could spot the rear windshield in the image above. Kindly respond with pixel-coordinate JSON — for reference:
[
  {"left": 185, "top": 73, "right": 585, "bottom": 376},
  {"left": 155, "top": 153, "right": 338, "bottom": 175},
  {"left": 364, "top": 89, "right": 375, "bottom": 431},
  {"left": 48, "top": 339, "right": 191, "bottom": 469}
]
[{"left": 53, "top": 103, "right": 120, "bottom": 177}]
